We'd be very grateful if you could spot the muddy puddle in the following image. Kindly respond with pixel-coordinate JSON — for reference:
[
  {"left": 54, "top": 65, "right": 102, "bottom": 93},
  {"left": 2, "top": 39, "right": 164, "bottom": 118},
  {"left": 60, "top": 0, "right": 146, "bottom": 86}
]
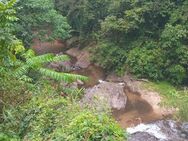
[{"left": 32, "top": 40, "right": 164, "bottom": 128}]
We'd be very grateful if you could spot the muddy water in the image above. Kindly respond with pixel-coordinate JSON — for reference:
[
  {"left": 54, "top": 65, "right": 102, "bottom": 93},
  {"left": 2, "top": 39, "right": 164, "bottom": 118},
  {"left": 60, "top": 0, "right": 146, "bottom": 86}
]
[
  {"left": 32, "top": 40, "right": 163, "bottom": 128},
  {"left": 73, "top": 66, "right": 163, "bottom": 128},
  {"left": 72, "top": 65, "right": 106, "bottom": 88},
  {"left": 113, "top": 89, "right": 163, "bottom": 128}
]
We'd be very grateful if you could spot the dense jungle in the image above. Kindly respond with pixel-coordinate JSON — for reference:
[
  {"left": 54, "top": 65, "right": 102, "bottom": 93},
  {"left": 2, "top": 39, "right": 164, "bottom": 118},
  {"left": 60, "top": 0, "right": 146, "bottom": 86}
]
[{"left": 0, "top": 0, "right": 188, "bottom": 141}]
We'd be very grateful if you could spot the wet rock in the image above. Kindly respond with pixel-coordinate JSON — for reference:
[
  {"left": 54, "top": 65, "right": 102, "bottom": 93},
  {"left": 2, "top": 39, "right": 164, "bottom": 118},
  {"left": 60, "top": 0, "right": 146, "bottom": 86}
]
[
  {"left": 128, "top": 132, "right": 159, "bottom": 141},
  {"left": 66, "top": 48, "right": 80, "bottom": 58},
  {"left": 181, "top": 123, "right": 188, "bottom": 138},
  {"left": 127, "top": 120, "right": 188, "bottom": 141},
  {"left": 75, "top": 50, "right": 91, "bottom": 69},
  {"left": 82, "top": 81, "right": 127, "bottom": 111},
  {"left": 47, "top": 52, "right": 73, "bottom": 71},
  {"left": 106, "top": 73, "right": 124, "bottom": 82},
  {"left": 60, "top": 80, "right": 84, "bottom": 90},
  {"left": 48, "top": 60, "right": 73, "bottom": 72},
  {"left": 65, "top": 37, "right": 80, "bottom": 48},
  {"left": 66, "top": 48, "right": 91, "bottom": 69}
]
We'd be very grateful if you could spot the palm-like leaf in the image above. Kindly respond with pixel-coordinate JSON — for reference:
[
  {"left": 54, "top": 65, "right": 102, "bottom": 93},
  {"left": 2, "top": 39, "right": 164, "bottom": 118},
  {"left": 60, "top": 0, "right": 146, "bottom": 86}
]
[
  {"left": 13, "top": 51, "right": 87, "bottom": 83},
  {"left": 26, "top": 54, "right": 70, "bottom": 65},
  {"left": 53, "top": 55, "right": 70, "bottom": 62},
  {"left": 39, "top": 68, "right": 88, "bottom": 83},
  {"left": 14, "top": 65, "right": 30, "bottom": 77},
  {"left": 26, "top": 54, "right": 55, "bottom": 65}
]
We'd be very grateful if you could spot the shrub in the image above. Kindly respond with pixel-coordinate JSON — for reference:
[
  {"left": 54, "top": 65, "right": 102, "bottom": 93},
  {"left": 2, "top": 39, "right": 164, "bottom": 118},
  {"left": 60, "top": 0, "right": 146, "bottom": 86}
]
[
  {"left": 53, "top": 111, "right": 126, "bottom": 141},
  {"left": 64, "top": 112, "right": 126, "bottom": 141},
  {"left": 166, "top": 65, "right": 187, "bottom": 85},
  {"left": 92, "top": 42, "right": 127, "bottom": 75},
  {"left": 0, "top": 81, "right": 126, "bottom": 141},
  {"left": 126, "top": 47, "right": 164, "bottom": 80}
]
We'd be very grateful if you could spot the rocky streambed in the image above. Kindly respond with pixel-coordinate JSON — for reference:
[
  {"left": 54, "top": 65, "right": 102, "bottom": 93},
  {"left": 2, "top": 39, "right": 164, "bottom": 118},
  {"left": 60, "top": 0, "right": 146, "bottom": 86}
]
[{"left": 32, "top": 40, "right": 188, "bottom": 141}]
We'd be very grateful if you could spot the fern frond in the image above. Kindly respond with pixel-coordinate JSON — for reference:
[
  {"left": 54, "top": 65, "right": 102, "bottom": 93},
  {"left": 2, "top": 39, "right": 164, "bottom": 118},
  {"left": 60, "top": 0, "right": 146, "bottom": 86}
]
[
  {"left": 26, "top": 54, "right": 70, "bottom": 66},
  {"left": 23, "top": 49, "right": 35, "bottom": 59},
  {"left": 26, "top": 54, "right": 55, "bottom": 65},
  {"left": 53, "top": 55, "right": 70, "bottom": 62},
  {"left": 13, "top": 60, "right": 25, "bottom": 67},
  {"left": 14, "top": 65, "right": 30, "bottom": 77},
  {"left": 39, "top": 68, "right": 88, "bottom": 83},
  {"left": 19, "top": 75, "right": 33, "bottom": 82}
]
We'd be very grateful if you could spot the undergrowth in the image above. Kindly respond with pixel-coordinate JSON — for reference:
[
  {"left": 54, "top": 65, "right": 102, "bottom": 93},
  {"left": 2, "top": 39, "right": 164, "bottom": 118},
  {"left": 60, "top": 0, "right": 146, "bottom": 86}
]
[{"left": 0, "top": 80, "right": 127, "bottom": 141}]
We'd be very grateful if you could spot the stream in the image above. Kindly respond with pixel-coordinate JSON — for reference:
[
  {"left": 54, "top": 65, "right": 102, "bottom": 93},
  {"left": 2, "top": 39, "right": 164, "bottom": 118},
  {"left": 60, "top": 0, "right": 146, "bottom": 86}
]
[
  {"left": 32, "top": 40, "right": 162, "bottom": 127},
  {"left": 32, "top": 40, "right": 188, "bottom": 141}
]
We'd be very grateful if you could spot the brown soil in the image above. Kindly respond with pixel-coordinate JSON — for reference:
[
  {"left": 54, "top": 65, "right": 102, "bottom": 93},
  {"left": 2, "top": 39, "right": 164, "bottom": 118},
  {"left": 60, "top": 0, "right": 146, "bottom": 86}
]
[{"left": 32, "top": 39, "right": 66, "bottom": 55}]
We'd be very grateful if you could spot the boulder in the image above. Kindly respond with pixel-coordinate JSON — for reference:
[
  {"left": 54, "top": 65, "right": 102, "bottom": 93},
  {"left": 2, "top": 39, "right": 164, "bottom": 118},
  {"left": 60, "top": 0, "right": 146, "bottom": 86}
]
[
  {"left": 82, "top": 81, "right": 127, "bottom": 111},
  {"left": 66, "top": 48, "right": 91, "bottom": 69},
  {"left": 75, "top": 50, "right": 91, "bottom": 69},
  {"left": 128, "top": 132, "right": 159, "bottom": 141},
  {"left": 65, "top": 48, "right": 80, "bottom": 58},
  {"left": 127, "top": 120, "right": 188, "bottom": 141},
  {"left": 65, "top": 37, "right": 80, "bottom": 48},
  {"left": 181, "top": 123, "right": 188, "bottom": 138},
  {"left": 48, "top": 60, "right": 73, "bottom": 72}
]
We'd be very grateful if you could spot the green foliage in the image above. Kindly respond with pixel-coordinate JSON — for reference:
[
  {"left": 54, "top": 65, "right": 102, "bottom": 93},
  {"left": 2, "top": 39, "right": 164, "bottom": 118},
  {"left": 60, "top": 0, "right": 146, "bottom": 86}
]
[
  {"left": 0, "top": 2, "right": 126, "bottom": 141},
  {"left": 63, "top": 112, "right": 126, "bottom": 141},
  {"left": 166, "top": 65, "right": 186, "bottom": 85},
  {"left": 39, "top": 68, "right": 88, "bottom": 82},
  {"left": 55, "top": 0, "right": 111, "bottom": 38},
  {"left": 0, "top": 0, "right": 87, "bottom": 84},
  {"left": 13, "top": 50, "right": 88, "bottom": 83},
  {"left": 92, "top": 42, "right": 127, "bottom": 75},
  {"left": 161, "top": 24, "right": 187, "bottom": 48},
  {"left": 15, "top": 0, "right": 71, "bottom": 47},
  {"left": 126, "top": 47, "right": 164, "bottom": 80},
  {"left": 0, "top": 0, "right": 24, "bottom": 66},
  {"left": 0, "top": 81, "right": 126, "bottom": 141},
  {"left": 54, "top": 0, "right": 188, "bottom": 85},
  {"left": 89, "top": 0, "right": 188, "bottom": 85},
  {"left": 0, "top": 133, "right": 19, "bottom": 141}
]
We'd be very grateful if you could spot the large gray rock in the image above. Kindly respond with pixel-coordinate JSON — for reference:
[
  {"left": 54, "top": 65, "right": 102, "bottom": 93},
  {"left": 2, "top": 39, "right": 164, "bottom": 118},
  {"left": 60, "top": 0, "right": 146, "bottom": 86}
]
[
  {"left": 127, "top": 120, "right": 188, "bottom": 141},
  {"left": 128, "top": 132, "right": 159, "bottom": 141},
  {"left": 182, "top": 123, "right": 188, "bottom": 138},
  {"left": 82, "top": 81, "right": 127, "bottom": 111}
]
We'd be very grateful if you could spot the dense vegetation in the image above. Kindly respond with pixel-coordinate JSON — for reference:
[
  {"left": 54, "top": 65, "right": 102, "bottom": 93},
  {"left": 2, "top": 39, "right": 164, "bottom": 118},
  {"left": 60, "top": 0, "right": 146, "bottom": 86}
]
[
  {"left": 56, "top": 0, "right": 188, "bottom": 85},
  {"left": 1, "top": 0, "right": 188, "bottom": 140},
  {"left": 0, "top": 0, "right": 126, "bottom": 140}
]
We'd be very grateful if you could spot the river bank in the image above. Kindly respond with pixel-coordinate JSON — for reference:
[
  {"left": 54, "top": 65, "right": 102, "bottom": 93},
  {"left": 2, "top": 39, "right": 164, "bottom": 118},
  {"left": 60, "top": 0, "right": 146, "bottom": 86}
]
[{"left": 31, "top": 39, "right": 188, "bottom": 141}]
